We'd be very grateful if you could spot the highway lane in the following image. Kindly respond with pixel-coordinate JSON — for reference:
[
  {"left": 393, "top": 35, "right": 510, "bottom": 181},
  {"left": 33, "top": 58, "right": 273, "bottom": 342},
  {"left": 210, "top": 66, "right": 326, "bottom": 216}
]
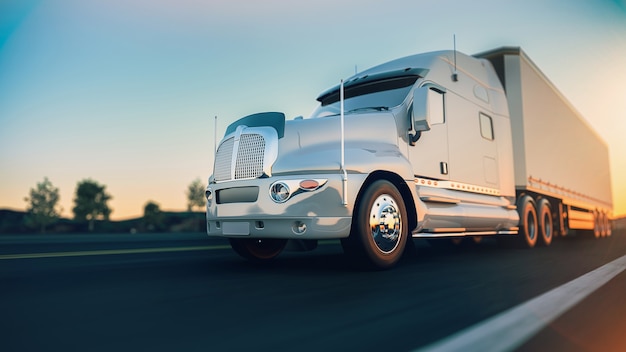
[
  {"left": 1, "top": 230, "right": 625, "bottom": 351},
  {"left": 0, "top": 232, "right": 215, "bottom": 255}
]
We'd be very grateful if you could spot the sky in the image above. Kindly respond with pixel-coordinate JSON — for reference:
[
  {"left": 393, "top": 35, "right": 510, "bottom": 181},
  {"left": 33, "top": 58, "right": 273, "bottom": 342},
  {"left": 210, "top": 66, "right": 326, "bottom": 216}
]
[{"left": 1, "top": 0, "right": 625, "bottom": 220}]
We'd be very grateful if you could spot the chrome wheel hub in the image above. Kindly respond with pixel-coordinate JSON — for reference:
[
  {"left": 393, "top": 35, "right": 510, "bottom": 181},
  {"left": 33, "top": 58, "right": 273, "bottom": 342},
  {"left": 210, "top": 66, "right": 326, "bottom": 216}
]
[{"left": 369, "top": 194, "right": 402, "bottom": 253}]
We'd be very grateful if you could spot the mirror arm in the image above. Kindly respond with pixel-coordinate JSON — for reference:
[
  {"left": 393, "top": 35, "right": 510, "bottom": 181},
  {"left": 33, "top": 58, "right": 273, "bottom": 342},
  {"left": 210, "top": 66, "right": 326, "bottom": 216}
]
[{"left": 408, "top": 130, "right": 421, "bottom": 146}]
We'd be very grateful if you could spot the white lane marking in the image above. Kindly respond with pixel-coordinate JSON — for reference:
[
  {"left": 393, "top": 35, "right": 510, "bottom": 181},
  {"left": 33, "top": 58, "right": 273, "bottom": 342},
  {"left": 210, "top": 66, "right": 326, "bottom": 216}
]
[
  {"left": 0, "top": 245, "right": 231, "bottom": 260},
  {"left": 416, "top": 254, "right": 626, "bottom": 352}
]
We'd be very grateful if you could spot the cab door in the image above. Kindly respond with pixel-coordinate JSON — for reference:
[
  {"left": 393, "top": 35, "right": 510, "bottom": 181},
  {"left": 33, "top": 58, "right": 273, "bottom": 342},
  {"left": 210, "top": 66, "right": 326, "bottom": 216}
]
[{"left": 445, "top": 91, "right": 500, "bottom": 190}]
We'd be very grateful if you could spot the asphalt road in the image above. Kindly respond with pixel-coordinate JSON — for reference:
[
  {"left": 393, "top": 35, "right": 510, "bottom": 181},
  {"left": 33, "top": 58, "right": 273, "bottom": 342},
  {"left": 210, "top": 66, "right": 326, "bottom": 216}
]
[{"left": 1, "top": 230, "right": 625, "bottom": 352}]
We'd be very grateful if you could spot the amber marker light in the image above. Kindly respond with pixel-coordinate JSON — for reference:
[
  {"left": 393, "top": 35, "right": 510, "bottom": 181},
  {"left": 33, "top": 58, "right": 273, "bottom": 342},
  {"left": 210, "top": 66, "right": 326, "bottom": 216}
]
[{"left": 299, "top": 179, "right": 320, "bottom": 191}]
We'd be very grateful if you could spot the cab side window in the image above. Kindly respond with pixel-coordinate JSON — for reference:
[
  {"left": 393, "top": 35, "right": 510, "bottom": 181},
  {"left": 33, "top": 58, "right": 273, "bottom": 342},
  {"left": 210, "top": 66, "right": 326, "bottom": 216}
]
[{"left": 479, "top": 113, "right": 494, "bottom": 140}]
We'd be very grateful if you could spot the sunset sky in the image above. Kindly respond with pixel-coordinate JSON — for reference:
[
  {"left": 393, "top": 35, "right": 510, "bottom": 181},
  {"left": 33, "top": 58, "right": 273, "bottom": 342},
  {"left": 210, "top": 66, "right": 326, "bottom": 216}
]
[{"left": 1, "top": 0, "right": 625, "bottom": 219}]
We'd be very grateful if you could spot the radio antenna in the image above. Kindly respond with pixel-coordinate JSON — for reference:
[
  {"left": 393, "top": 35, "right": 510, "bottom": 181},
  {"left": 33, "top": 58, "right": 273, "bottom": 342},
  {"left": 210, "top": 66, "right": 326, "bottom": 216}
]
[
  {"left": 213, "top": 115, "right": 218, "bottom": 152},
  {"left": 340, "top": 79, "right": 348, "bottom": 206},
  {"left": 452, "top": 34, "right": 458, "bottom": 82}
]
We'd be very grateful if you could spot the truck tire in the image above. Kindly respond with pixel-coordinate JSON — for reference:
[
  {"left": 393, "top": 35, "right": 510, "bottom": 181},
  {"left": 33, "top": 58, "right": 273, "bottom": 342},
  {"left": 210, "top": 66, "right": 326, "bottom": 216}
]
[
  {"left": 517, "top": 195, "right": 538, "bottom": 248},
  {"left": 605, "top": 212, "right": 612, "bottom": 237},
  {"left": 229, "top": 238, "right": 287, "bottom": 261},
  {"left": 600, "top": 212, "right": 608, "bottom": 238},
  {"left": 537, "top": 198, "right": 553, "bottom": 246},
  {"left": 344, "top": 180, "right": 408, "bottom": 270},
  {"left": 593, "top": 211, "right": 602, "bottom": 238}
]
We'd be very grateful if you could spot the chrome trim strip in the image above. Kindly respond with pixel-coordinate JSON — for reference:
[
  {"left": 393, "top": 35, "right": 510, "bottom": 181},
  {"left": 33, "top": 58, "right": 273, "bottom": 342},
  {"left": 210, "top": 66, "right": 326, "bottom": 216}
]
[
  {"left": 415, "top": 177, "right": 501, "bottom": 196},
  {"left": 420, "top": 196, "right": 461, "bottom": 204}
]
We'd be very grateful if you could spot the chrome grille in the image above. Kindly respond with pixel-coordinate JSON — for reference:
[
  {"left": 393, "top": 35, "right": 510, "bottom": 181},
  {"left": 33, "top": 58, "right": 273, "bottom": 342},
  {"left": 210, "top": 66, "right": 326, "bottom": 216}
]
[
  {"left": 213, "top": 133, "right": 267, "bottom": 182},
  {"left": 235, "top": 134, "right": 265, "bottom": 179},
  {"left": 214, "top": 137, "right": 234, "bottom": 182}
]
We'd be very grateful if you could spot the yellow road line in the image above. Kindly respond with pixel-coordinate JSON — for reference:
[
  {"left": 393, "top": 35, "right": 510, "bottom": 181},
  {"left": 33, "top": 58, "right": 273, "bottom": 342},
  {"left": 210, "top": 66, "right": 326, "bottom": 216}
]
[
  {"left": 0, "top": 239, "right": 339, "bottom": 260},
  {"left": 0, "top": 245, "right": 231, "bottom": 260}
]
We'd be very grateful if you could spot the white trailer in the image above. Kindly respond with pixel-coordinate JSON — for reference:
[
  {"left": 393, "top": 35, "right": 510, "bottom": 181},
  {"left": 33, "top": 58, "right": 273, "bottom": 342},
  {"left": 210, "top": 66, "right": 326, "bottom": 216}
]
[
  {"left": 477, "top": 47, "right": 613, "bottom": 239},
  {"left": 205, "top": 47, "right": 613, "bottom": 269}
]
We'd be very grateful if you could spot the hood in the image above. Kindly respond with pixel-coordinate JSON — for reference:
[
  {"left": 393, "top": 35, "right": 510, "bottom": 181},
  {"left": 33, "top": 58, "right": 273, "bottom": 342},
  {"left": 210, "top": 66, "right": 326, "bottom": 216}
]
[{"left": 271, "top": 111, "right": 401, "bottom": 175}]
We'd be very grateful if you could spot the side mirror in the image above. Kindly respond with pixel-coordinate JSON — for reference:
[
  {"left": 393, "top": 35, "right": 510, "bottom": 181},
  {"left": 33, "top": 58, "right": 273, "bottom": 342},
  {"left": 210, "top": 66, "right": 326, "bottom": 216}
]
[
  {"left": 413, "top": 85, "right": 445, "bottom": 131},
  {"left": 412, "top": 86, "right": 431, "bottom": 132}
]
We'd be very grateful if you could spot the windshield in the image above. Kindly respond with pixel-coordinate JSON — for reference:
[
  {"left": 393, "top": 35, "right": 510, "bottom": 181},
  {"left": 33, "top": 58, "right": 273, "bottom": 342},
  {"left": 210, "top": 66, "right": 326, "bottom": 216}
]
[{"left": 310, "top": 76, "right": 417, "bottom": 118}]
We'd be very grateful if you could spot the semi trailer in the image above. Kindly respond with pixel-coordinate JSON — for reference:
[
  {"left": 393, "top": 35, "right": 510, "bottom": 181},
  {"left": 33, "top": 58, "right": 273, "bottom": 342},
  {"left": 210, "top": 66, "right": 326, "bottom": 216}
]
[{"left": 205, "top": 47, "right": 613, "bottom": 269}]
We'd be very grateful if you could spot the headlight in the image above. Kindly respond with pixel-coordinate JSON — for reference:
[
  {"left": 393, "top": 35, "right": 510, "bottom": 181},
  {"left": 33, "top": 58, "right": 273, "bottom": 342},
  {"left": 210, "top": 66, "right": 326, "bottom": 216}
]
[
  {"left": 269, "top": 179, "right": 328, "bottom": 203},
  {"left": 270, "top": 182, "right": 290, "bottom": 203}
]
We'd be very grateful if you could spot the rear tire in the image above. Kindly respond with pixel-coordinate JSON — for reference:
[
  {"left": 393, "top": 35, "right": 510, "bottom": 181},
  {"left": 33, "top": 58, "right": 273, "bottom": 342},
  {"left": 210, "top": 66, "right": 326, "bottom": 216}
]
[
  {"left": 229, "top": 238, "right": 287, "bottom": 261},
  {"left": 537, "top": 198, "right": 553, "bottom": 246},
  {"left": 605, "top": 213, "right": 612, "bottom": 237},
  {"left": 342, "top": 180, "right": 408, "bottom": 270},
  {"left": 517, "top": 195, "right": 538, "bottom": 248},
  {"left": 600, "top": 212, "right": 608, "bottom": 238},
  {"left": 593, "top": 211, "right": 602, "bottom": 238}
]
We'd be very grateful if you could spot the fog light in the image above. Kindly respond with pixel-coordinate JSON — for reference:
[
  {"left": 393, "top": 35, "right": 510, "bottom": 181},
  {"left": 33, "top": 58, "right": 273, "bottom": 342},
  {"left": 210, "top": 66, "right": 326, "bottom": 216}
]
[
  {"left": 292, "top": 221, "right": 307, "bottom": 234},
  {"left": 270, "top": 182, "right": 290, "bottom": 203}
]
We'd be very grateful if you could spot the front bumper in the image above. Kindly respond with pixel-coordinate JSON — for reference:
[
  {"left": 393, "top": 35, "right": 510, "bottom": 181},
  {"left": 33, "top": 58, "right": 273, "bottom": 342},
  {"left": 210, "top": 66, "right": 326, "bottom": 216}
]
[{"left": 206, "top": 173, "right": 363, "bottom": 239}]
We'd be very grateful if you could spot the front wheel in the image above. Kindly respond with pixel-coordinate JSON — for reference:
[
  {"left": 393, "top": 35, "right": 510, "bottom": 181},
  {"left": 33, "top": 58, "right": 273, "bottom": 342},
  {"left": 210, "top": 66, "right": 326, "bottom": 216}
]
[
  {"left": 229, "top": 238, "right": 287, "bottom": 261},
  {"left": 342, "top": 180, "right": 408, "bottom": 270}
]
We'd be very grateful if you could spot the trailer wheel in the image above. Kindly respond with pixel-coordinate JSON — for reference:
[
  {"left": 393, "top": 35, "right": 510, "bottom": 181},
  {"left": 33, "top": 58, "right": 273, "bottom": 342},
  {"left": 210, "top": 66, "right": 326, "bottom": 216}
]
[
  {"left": 344, "top": 180, "right": 408, "bottom": 270},
  {"left": 600, "top": 212, "right": 609, "bottom": 237},
  {"left": 598, "top": 212, "right": 605, "bottom": 238},
  {"left": 537, "top": 199, "right": 553, "bottom": 246},
  {"left": 605, "top": 212, "right": 612, "bottom": 237},
  {"left": 229, "top": 238, "right": 287, "bottom": 261},
  {"left": 517, "top": 195, "right": 538, "bottom": 248},
  {"left": 593, "top": 211, "right": 602, "bottom": 239}
]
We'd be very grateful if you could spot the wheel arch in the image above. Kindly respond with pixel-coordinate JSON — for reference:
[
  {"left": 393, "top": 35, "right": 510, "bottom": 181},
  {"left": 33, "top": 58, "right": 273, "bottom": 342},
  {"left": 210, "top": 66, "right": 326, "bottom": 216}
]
[{"left": 352, "top": 170, "right": 418, "bottom": 234}]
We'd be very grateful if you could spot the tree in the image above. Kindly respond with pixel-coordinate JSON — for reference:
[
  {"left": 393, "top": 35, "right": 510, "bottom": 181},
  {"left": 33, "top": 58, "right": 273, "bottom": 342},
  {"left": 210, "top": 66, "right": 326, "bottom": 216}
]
[
  {"left": 186, "top": 178, "right": 206, "bottom": 212},
  {"left": 24, "top": 177, "right": 62, "bottom": 233},
  {"left": 72, "top": 179, "right": 112, "bottom": 232},
  {"left": 143, "top": 200, "right": 164, "bottom": 232}
]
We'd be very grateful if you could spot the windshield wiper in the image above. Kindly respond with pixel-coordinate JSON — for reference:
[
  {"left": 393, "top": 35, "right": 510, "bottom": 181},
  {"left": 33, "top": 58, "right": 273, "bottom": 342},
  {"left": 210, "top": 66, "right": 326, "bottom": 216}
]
[{"left": 346, "top": 106, "right": 389, "bottom": 113}]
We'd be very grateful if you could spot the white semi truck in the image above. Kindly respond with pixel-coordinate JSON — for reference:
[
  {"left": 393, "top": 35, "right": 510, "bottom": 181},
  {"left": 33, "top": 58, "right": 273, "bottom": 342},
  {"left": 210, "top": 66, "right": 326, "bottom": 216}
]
[{"left": 205, "top": 47, "right": 613, "bottom": 269}]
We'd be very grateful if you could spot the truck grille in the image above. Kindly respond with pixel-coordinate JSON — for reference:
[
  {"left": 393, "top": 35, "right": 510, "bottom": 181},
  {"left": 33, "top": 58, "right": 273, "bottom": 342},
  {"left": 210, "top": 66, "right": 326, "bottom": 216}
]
[
  {"left": 214, "top": 137, "right": 234, "bottom": 181},
  {"left": 214, "top": 133, "right": 266, "bottom": 182},
  {"left": 235, "top": 134, "right": 265, "bottom": 179}
]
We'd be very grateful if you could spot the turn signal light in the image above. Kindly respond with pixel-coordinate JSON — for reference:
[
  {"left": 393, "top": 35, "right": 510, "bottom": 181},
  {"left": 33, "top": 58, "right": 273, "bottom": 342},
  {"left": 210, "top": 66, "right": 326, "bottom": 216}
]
[{"left": 299, "top": 179, "right": 320, "bottom": 191}]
